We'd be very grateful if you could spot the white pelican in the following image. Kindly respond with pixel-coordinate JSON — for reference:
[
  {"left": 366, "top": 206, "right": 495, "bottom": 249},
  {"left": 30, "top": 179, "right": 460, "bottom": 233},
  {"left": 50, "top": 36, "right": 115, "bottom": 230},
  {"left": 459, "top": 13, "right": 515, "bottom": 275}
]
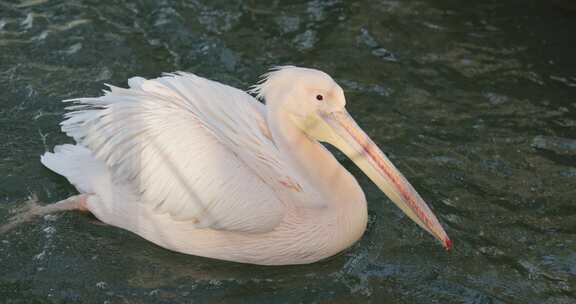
[{"left": 4, "top": 66, "right": 450, "bottom": 265}]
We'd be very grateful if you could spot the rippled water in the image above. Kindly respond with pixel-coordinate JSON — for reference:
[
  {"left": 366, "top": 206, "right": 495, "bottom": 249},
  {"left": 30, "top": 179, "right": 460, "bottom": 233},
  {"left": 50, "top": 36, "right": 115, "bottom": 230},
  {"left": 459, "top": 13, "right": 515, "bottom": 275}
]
[{"left": 1, "top": 0, "right": 575, "bottom": 303}]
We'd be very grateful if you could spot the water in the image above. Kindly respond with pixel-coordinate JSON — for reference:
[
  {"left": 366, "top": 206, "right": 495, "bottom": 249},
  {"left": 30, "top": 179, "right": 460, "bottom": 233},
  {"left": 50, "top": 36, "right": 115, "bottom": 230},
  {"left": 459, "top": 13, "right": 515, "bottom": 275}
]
[{"left": 1, "top": 0, "right": 575, "bottom": 303}]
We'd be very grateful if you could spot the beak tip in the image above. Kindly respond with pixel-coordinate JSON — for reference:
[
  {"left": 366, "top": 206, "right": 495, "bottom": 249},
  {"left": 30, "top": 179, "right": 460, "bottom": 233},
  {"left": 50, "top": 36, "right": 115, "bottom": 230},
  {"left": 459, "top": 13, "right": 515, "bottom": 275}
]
[{"left": 443, "top": 238, "right": 452, "bottom": 251}]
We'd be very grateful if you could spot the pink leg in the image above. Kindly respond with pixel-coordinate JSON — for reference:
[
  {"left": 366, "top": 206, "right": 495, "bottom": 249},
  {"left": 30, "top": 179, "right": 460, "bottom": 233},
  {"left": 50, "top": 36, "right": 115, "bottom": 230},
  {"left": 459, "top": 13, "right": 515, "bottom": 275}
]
[{"left": 0, "top": 194, "right": 91, "bottom": 234}]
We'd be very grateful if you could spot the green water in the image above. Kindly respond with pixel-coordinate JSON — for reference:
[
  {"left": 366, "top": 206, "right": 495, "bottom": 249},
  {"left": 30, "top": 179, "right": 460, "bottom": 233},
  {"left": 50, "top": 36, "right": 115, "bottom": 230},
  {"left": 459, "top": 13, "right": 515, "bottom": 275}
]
[{"left": 1, "top": 0, "right": 575, "bottom": 303}]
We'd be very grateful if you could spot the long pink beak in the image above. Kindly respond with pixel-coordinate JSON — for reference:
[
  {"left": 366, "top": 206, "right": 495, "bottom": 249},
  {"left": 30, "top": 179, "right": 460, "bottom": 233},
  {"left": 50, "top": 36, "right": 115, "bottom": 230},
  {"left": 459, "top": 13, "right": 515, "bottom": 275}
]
[{"left": 321, "top": 110, "right": 451, "bottom": 250}]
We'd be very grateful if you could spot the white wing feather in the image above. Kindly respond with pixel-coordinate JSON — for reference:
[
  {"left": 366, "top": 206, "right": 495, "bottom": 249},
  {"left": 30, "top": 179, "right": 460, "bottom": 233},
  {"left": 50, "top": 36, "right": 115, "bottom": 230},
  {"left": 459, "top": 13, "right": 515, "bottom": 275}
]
[{"left": 61, "top": 72, "right": 291, "bottom": 233}]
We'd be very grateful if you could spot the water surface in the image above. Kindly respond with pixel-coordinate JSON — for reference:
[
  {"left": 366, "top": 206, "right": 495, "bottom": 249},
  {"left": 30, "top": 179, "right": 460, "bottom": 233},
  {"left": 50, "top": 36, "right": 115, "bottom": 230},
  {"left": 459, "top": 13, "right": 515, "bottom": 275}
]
[{"left": 1, "top": 0, "right": 575, "bottom": 303}]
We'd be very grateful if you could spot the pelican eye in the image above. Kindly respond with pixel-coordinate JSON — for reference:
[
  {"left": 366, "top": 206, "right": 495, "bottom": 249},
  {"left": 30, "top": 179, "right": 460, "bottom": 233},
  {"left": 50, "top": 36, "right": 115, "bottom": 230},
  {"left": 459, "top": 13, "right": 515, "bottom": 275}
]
[{"left": 316, "top": 94, "right": 324, "bottom": 101}]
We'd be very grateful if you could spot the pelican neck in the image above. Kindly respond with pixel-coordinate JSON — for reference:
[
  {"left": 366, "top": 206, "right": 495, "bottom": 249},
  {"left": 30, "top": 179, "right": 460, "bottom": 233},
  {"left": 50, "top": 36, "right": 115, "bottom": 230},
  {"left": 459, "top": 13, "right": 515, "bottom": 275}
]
[{"left": 266, "top": 104, "right": 363, "bottom": 205}]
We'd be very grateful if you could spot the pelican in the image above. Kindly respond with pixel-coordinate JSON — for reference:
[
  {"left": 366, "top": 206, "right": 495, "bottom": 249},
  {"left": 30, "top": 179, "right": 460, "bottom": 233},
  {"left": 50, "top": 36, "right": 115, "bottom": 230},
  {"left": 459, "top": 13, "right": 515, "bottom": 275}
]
[{"left": 4, "top": 66, "right": 450, "bottom": 265}]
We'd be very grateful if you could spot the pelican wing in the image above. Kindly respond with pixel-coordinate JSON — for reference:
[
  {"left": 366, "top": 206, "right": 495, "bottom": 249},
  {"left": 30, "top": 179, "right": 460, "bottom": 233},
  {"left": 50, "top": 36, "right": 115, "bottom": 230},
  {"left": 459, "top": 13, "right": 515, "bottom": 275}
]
[{"left": 61, "top": 73, "right": 290, "bottom": 233}]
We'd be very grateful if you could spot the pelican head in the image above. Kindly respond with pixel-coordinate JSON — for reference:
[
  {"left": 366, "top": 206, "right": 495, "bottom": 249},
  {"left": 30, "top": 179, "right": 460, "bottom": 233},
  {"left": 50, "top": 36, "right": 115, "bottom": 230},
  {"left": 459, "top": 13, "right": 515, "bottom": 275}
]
[{"left": 252, "top": 66, "right": 451, "bottom": 250}]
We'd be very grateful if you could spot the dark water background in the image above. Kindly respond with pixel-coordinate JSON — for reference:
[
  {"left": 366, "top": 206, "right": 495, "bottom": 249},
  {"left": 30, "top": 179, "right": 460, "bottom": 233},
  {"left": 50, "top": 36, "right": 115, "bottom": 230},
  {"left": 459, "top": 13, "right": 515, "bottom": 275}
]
[{"left": 1, "top": 0, "right": 575, "bottom": 303}]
